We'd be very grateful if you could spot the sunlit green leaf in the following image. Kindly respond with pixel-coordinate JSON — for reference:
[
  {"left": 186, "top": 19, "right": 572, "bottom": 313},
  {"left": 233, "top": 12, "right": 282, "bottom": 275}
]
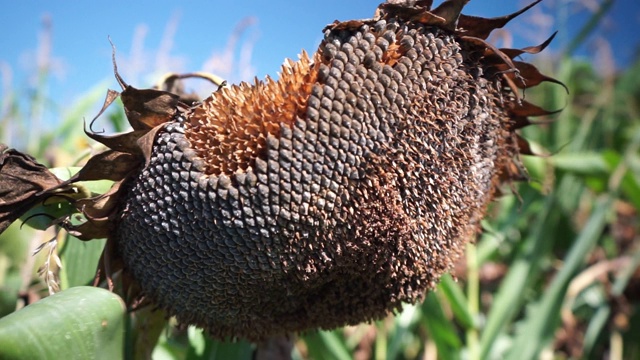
[{"left": 0, "top": 286, "right": 125, "bottom": 360}]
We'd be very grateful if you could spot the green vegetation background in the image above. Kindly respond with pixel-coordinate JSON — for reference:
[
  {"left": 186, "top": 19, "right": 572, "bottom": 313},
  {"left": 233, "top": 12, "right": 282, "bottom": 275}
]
[{"left": 0, "top": 2, "right": 638, "bottom": 359}]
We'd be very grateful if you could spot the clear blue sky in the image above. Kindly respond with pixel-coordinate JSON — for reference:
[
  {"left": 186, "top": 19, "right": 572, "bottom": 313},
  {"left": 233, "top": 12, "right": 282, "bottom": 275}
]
[{"left": 0, "top": 0, "right": 637, "bottom": 137}]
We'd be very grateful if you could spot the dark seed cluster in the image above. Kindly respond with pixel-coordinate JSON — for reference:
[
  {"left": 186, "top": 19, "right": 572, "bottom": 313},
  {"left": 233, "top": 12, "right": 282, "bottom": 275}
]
[{"left": 116, "top": 17, "right": 514, "bottom": 340}]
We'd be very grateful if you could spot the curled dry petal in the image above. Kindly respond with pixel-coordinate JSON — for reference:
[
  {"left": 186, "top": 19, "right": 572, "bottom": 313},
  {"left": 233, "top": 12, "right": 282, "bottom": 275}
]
[
  {"left": 501, "top": 32, "right": 558, "bottom": 59},
  {"left": 457, "top": 0, "right": 543, "bottom": 39}
]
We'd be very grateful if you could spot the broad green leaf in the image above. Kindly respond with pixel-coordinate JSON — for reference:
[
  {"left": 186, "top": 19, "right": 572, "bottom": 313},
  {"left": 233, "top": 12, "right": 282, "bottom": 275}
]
[
  {"left": 59, "top": 236, "right": 106, "bottom": 289},
  {"left": 20, "top": 202, "right": 78, "bottom": 231},
  {"left": 0, "top": 286, "right": 125, "bottom": 360},
  {"left": 0, "top": 222, "right": 33, "bottom": 317},
  {"left": 50, "top": 167, "right": 114, "bottom": 195}
]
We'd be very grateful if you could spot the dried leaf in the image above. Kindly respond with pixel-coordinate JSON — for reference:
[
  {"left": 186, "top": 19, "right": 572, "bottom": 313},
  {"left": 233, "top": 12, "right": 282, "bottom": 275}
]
[
  {"left": 156, "top": 72, "right": 227, "bottom": 104},
  {"left": 84, "top": 127, "right": 148, "bottom": 155},
  {"left": 158, "top": 72, "right": 227, "bottom": 90},
  {"left": 110, "top": 37, "right": 186, "bottom": 130},
  {"left": 431, "top": 0, "right": 469, "bottom": 30},
  {"left": 93, "top": 238, "right": 115, "bottom": 290},
  {"left": 326, "top": 19, "right": 367, "bottom": 31},
  {"left": 512, "top": 116, "right": 559, "bottom": 131},
  {"left": 75, "top": 180, "right": 125, "bottom": 221},
  {"left": 65, "top": 219, "right": 111, "bottom": 241},
  {"left": 457, "top": 0, "right": 542, "bottom": 39},
  {"left": 67, "top": 150, "right": 139, "bottom": 183},
  {"left": 64, "top": 183, "right": 122, "bottom": 240},
  {"left": 121, "top": 87, "right": 184, "bottom": 130},
  {"left": 378, "top": 3, "right": 447, "bottom": 26},
  {"left": 501, "top": 159, "right": 530, "bottom": 182},
  {"left": 501, "top": 32, "right": 558, "bottom": 59},
  {"left": 502, "top": 73, "right": 523, "bottom": 104},
  {"left": 89, "top": 89, "right": 121, "bottom": 134},
  {"left": 416, "top": 0, "right": 434, "bottom": 8},
  {"left": 385, "top": 0, "right": 432, "bottom": 7},
  {"left": 0, "top": 146, "right": 63, "bottom": 233},
  {"left": 496, "top": 61, "right": 569, "bottom": 93},
  {"left": 461, "top": 35, "right": 518, "bottom": 72},
  {"left": 137, "top": 125, "right": 167, "bottom": 167},
  {"left": 516, "top": 134, "right": 535, "bottom": 156},
  {"left": 411, "top": 11, "right": 447, "bottom": 26},
  {"left": 509, "top": 100, "right": 563, "bottom": 118}
]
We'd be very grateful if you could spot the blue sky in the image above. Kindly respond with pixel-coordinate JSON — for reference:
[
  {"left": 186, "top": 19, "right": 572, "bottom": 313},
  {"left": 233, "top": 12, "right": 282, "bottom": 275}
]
[{"left": 0, "top": 0, "right": 638, "bottom": 139}]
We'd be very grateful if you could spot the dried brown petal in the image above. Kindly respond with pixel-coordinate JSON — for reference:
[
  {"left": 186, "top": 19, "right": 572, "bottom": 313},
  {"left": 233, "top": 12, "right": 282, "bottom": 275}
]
[
  {"left": 491, "top": 60, "right": 569, "bottom": 94},
  {"left": 68, "top": 150, "right": 139, "bottom": 183},
  {"left": 457, "top": 0, "right": 543, "bottom": 39},
  {"left": 84, "top": 128, "right": 148, "bottom": 156},
  {"left": 75, "top": 180, "right": 125, "bottom": 221},
  {"left": 89, "top": 89, "right": 121, "bottom": 134},
  {"left": 121, "top": 87, "right": 184, "bottom": 130},
  {"left": 509, "top": 100, "right": 563, "bottom": 118},
  {"left": 431, "top": 0, "right": 469, "bottom": 30},
  {"left": 501, "top": 32, "right": 558, "bottom": 59}
]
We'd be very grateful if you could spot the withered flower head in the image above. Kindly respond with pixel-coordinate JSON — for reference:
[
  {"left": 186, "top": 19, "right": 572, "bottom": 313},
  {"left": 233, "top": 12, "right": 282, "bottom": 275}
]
[{"left": 0, "top": 0, "right": 564, "bottom": 341}]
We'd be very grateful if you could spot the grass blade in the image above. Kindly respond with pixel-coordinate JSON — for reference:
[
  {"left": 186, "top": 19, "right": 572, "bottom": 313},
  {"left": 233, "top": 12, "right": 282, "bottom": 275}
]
[
  {"left": 421, "top": 292, "right": 462, "bottom": 360},
  {"left": 479, "top": 193, "right": 557, "bottom": 359},
  {"left": 438, "top": 274, "right": 474, "bottom": 330},
  {"left": 304, "top": 330, "right": 351, "bottom": 360},
  {"left": 505, "top": 195, "right": 614, "bottom": 360}
]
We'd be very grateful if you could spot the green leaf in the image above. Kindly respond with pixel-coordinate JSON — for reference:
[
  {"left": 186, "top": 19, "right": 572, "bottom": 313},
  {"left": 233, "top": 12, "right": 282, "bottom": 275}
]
[
  {"left": 0, "top": 221, "right": 31, "bottom": 317},
  {"left": 386, "top": 304, "right": 420, "bottom": 359},
  {"left": 550, "top": 152, "right": 610, "bottom": 176},
  {"left": 20, "top": 202, "right": 78, "bottom": 231},
  {"left": 0, "top": 286, "right": 125, "bottom": 360},
  {"left": 184, "top": 327, "right": 255, "bottom": 360},
  {"left": 421, "top": 292, "right": 461, "bottom": 360},
  {"left": 582, "top": 304, "right": 611, "bottom": 357},
  {"left": 59, "top": 236, "right": 106, "bottom": 289},
  {"left": 479, "top": 193, "right": 558, "bottom": 359},
  {"left": 438, "top": 274, "right": 474, "bottom": 329},
  {"left": 196, "top": 338, "right": 255, "bottom": 360},
  {"left": 304, "top": 330, "right": 351, "bottom": 360},
  {"left": 50, "top": 167, "right": 114, "bottom": 195},
  {"left": 505, "top": 195, "right": 613, "bottom": 360}
]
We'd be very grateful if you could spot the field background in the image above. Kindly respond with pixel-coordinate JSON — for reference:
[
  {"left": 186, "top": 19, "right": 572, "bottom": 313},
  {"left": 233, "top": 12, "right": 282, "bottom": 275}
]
[{"left": 1, "top": 1, "right": 639, "bottom": 359}]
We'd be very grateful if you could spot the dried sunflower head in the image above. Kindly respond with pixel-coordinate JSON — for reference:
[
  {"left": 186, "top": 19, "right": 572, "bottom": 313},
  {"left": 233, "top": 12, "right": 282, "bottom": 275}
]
[{"left": 0, "top": 0, "right": 564, "bottom": 341}]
